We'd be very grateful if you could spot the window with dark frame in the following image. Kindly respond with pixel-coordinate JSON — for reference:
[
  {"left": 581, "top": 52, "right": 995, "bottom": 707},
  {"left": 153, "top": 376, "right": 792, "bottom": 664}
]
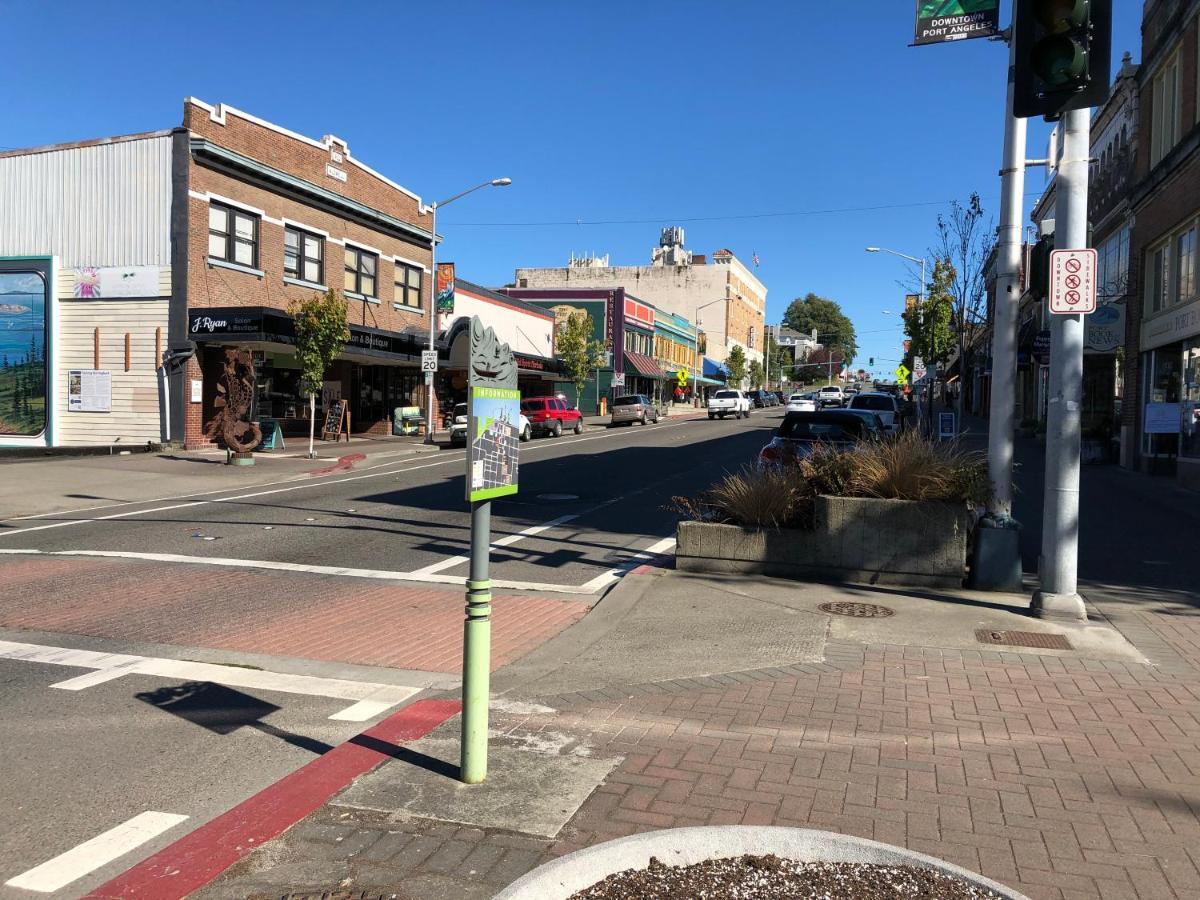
[
  {"left": 344, "top": 246, "right": 377, "bottom": 297},
  {"left": 285, "top": 226, "right": 324, "bottom": 285},
  {"left": 393, "top": 261, "right": 424, "bottom": 309},
  {"left": 208, "top": 202, "right": 259, "bottom": 268}
]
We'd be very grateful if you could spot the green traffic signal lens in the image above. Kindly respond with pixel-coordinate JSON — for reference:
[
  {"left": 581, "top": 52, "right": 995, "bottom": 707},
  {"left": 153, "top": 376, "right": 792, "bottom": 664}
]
[
  {"left": 1033, "top": 0, "right": 1088, "bottom": 34},
  {"left": 1033, "top": 35, "right": 1088, "bottom": 87}
]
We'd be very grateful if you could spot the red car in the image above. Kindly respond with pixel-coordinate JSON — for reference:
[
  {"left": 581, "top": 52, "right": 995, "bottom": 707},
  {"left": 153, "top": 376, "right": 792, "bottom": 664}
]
[{"left": 520, "top": 396, "right": 583, "bottom": 438}]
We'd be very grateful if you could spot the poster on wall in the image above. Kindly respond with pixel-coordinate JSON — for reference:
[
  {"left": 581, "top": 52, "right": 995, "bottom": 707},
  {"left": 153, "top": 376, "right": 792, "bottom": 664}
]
[
  {"left": 73, "top": 265, "right": 161, "bottom": 299},
  {"left": 67, "top": 370, "right": 112, "bottom": 412},
  {"left": 0, "top": 268, "right": 48, "bottom": 437},
  {"left": 913, "top": 0, "right": 999, "bottom": 46}
]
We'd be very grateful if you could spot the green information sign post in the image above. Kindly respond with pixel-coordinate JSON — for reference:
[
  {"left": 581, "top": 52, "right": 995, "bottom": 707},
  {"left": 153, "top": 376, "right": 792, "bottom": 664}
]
[{"left": 461, "top": 316, "right": 519, "bottom": 784}]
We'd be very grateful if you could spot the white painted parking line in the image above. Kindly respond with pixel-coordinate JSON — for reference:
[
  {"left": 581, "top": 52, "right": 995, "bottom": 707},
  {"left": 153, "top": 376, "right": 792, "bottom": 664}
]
[
  {"left": 4, "top": 810, "right": 188, "bottom": 893},
  {"left": 0, "top": 639, "right": 420, "bottom": 721},
  {"left": 409, "top": 512, "right": 580, "bottom": 576}
]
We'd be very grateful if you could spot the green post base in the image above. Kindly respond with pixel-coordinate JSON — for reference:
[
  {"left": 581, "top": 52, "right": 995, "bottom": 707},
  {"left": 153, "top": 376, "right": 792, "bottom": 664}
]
[{"left": 460, "top": 576, "right": 492, "bottom": 784}]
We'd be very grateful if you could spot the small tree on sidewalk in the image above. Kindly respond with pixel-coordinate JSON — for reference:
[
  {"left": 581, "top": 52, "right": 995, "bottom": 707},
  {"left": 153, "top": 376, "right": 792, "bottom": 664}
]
[
  {"left": 291, "top": 290, "right": 350, "bottom": 459},
  {"left": 725, "top": 345, "right": 747, "bottom": 388},
  {"left": 556, "top": 311, "right": 605, "bottom": 409},
  {"left": 748, "top": 359, "right": 764, "bottom": 389}
]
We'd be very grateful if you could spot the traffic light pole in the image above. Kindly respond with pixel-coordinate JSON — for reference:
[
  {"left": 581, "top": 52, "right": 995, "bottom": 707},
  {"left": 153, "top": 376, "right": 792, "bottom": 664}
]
[
  {"left": 1032, "top": 107, "right": 1089, "bottom": 622},
  {"left": 986, "top": 28, "right": 1027, "bottom": 522}
]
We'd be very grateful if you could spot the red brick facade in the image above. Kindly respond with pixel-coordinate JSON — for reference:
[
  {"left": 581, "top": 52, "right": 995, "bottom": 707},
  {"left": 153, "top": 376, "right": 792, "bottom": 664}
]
[{"left": 181, "top": 99, "right": 434, "bottom": 447}]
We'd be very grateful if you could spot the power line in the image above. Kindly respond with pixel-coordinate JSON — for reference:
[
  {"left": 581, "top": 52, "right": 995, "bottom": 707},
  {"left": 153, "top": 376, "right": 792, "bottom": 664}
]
[{"left": 447, "top": 191, "right": 1051, "bottom": 228}]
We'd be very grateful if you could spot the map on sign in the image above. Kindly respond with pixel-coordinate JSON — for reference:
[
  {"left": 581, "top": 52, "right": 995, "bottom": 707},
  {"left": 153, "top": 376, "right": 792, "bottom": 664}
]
[
  {"left": 468, "top": 387, "right": 520, "bottom": 502},
  {"left": 1049, "top": 249, "right": 1097, "bottom": 315}
]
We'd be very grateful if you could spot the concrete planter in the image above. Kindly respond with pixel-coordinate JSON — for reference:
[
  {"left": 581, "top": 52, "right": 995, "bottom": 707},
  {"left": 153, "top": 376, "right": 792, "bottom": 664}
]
[
  {"left": 496, "top": 826, "right": 1028, "bottom": 900},
  {"left": 677, "top": 495, "right": 970, "bottom": 588}
]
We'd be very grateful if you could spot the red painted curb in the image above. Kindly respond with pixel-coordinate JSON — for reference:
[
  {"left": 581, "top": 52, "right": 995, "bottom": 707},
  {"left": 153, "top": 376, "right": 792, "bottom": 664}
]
[{"left": 85, "top": 698, "right": 462, "bottom": 900}]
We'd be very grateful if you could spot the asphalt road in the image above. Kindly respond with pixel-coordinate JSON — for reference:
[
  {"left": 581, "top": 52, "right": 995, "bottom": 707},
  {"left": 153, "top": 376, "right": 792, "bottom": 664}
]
[{"left": 0, "top": 412, "right": 782, "bottom": 593}]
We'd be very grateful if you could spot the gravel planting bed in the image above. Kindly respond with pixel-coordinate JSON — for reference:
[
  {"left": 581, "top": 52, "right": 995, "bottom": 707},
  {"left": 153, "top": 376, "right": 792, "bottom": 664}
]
[{"left": 569, "top": 854, "right": 1004, "bottom": 899}]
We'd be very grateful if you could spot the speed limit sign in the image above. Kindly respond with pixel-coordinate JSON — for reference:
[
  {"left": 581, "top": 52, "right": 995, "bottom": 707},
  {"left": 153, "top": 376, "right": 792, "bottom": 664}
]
[{"left": 421, "top": 350, "right": 438, "bottom": 373}]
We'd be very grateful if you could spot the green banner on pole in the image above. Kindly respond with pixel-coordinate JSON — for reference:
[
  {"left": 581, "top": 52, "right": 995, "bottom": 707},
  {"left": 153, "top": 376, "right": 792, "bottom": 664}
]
[{"left": 913, "top": 0, "right": 999, "bottom": 46}]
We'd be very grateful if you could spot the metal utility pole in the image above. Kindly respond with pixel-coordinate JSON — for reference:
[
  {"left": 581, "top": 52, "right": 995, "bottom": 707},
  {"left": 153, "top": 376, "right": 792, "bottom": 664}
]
[
  {"left": 986, "top": 27, "right": 1028, "bottom": 522},
  {"left": 1033, "top": 106, "right": 1089, "bottom": 622}
]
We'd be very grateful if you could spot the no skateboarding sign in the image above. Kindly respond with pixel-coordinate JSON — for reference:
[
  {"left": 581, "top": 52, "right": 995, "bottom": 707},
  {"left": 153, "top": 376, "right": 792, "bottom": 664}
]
[{"left": 1049, "top": 249, "right": 1097, "bottom": 315}]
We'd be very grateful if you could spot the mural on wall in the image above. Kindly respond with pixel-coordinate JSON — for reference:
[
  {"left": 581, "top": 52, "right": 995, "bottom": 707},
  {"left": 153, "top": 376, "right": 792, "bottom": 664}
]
[{"left": 0, "top": 270, "right": 48, "bottom": 437}]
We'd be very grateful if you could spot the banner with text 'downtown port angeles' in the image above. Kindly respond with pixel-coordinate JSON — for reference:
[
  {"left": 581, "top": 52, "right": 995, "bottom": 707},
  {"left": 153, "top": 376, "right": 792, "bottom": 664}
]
[{"left": 913, "top": 0, "right": 999, "bottom": 46}]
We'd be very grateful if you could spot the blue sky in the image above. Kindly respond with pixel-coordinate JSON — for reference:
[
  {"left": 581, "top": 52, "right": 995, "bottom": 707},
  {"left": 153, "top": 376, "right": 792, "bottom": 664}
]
[{"left": 2, "top": 0, "right": 1142, "bottom": 377}]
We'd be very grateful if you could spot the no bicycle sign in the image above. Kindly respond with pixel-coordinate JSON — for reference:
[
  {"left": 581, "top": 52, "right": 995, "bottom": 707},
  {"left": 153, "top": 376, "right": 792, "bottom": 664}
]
[{"left": 1049, "top": 249, "right": 1097, "bottom": 315}]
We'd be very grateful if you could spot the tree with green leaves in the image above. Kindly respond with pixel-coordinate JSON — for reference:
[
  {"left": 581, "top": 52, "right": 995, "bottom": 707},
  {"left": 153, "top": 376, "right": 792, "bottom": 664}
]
[
  {"left": 748, "top": 358, "right": 764, "bottom": 389},
  {"left": 556, "top": 311, "right": 605, "bottom": 409},
  {"left": 782, "top": 293, "right": 857, "bottom": 362},
  {"left": 902, "top": 259, "right": 956, "bottom": 367},
  {"left": 725, "top": 344, "right": 747, "bottom": 388},
  {"left": 291, "top": 289, "right": 350, "bottom": 458}
]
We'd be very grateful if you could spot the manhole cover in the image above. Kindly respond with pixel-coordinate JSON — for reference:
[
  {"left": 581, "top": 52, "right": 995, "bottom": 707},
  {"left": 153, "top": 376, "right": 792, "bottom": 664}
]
[
  {"left": 537, "top": 493, "right": 579, "bottom": 501},
  {"left": 976, "top": 629, "right": 1072, "bottom": 650},
  {"left": 818, "top": 601, "right": 894, "bottom": 618}
]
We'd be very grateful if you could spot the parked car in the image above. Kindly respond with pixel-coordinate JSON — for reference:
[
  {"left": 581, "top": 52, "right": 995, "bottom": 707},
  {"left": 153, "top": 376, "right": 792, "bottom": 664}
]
[
  {"left": 610, "top": 394, "right": 660, "bottom": 426},
  {"left": 838, "top": 408, "right": 888, "bottom": 441},
  {"left": 785, "top": 392, "right": 817, "bottom": 413},
  {"left": 848, "top": 391, "right": 903, "bottom": 434},
  {"left": 757, "top": 411, "right": 873, "bottom": 467},
  {"left": 775, "top": 391, "right": 787, "bottom": 404},
  {"left": 520, "top": 396, "right": 583, "bottom": 437},
  {"left": 815, "top": 385, "right": 844, "bottom": 408},
  {"left": 707, "top": 389, "right": 751, "bottom": 419},
  {"left": 449, "top": 403, "right": 532, "bottom": 447}
]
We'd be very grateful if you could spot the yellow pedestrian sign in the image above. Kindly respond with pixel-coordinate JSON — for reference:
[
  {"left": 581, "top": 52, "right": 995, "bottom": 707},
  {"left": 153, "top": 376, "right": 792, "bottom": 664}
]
[
  {"left": 895, "top": 363, "right": 910, "bottom": 386},
  {"left": 676, "top": 368, "right": 688, "bottom": 386}
]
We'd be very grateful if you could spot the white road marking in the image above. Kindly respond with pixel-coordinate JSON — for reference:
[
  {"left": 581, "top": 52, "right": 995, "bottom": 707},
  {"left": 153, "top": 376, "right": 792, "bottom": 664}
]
[
  {"left": 409, "top": 513, "right": 580, "bottom": 575},
  {"left": 0, "top": 549, "right": 598, "bottom": 594},
  {"left": 4, "top": 811, "right": 188, "bottom": 893},
  {"left": 0, "top": 639, "right": 420, "bottom": 720},
  {"left": 580, "top": 536, "right": 677, "bottom": 593},
  {"left": 0, "top": 417, "right": 703, "bottom": 537}
]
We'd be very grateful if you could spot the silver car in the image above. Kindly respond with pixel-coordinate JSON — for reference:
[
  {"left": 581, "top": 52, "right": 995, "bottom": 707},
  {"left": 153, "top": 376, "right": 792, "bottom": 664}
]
[{"left": 610, "top": 394, "right": 660, "bottom": 426}]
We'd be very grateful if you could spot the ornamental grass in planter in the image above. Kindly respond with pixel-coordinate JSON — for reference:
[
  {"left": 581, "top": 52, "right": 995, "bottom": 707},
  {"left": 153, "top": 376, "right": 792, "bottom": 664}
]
[{"left": 673, "top": 431, "right": 989, "bottom": 530}]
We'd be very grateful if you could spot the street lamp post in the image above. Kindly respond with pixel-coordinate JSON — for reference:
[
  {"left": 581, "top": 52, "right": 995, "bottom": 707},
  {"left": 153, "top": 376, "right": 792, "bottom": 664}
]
[
  {"left": 867, "top": 246, "right": 929, "bottom": 431},
  {"left": 694, "top": 298, "right": 726, "bottom": 391},
  {"left": 423, "top": 178, "right": 512, "bottom": 444}
]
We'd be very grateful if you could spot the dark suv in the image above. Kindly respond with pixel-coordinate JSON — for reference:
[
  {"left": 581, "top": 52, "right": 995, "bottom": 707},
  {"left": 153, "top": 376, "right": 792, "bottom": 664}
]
[{"left": 520, "top": 396, "right": 583, "bottom": 438}]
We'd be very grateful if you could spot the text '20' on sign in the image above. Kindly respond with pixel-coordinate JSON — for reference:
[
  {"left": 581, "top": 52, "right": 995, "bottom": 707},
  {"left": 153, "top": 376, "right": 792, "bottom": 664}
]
[
  {"left": 421, "top": 350, "right": 439, "bottom": 372},
  {"left": 1049, "top": 249, "right": 1098, "bottom": 315}
]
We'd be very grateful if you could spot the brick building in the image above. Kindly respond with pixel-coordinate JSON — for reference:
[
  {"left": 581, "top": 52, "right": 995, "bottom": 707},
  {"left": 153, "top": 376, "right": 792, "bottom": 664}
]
[
  {"left": 182, "top": 98, "right": 436, "bottom": 446},
  {"left": 1125, "top": 0, "right": 1200, "bottom": 488},
  {"left": 512, "top": 227, "right": 766, "bottom": 377}
]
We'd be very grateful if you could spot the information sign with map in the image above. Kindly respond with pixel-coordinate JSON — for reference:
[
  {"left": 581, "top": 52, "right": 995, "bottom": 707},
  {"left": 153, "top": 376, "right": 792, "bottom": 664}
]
[{"left": 466, "top": 315, "right": 520, "bottom": 502}]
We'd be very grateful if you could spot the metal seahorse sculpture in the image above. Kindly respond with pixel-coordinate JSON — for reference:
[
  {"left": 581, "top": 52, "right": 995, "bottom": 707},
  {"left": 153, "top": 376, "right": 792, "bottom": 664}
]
[{"left": 205, "top": 348, "right": 262, "bottom": 452}]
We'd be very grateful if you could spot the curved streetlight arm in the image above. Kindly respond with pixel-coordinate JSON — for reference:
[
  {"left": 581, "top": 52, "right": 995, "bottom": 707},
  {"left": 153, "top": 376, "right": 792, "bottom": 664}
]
[{"left": 432, "top": 177, "right": 512, "bottom": 211}]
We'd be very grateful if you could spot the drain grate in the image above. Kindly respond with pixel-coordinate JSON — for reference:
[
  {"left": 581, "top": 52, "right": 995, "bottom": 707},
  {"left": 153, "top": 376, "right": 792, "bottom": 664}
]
[
  {"left": 818, "top": 601, "right": 894, "bottom": 618},
  {"left": 976, "top": 629, "right": 1072, "bottom": 650}
]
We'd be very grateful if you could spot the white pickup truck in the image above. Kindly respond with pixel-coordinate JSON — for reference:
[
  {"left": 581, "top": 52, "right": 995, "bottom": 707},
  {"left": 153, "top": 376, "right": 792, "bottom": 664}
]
[{"left": 707, "top": 389, "right": 751, "bottom": 420}]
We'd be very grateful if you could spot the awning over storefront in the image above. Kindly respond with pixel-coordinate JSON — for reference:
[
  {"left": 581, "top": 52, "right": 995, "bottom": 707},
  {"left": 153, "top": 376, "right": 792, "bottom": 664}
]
[
  {"left": 187, "top": 306, "right": 426, "bottom": 364},
  {"left": 624, "top": 351, "right": 663, "bottom": 379},
  {"left": 693, "top": 374, "right": 725, "bottom": 386},
  {"left": 702, "top": 356, "right": 728, "bottom": 382}
]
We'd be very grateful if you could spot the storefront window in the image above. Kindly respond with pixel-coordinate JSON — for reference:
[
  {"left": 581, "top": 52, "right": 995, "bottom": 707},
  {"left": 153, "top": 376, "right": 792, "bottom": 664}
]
[{"left": 1183, "top": 341, "right": 1200, "bottom": 459}]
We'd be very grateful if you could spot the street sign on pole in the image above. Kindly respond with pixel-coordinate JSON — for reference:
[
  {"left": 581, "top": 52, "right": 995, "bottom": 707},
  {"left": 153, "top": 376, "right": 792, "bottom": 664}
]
[
  {"left": 895, "top": 363, "right": 911, "bottom": 385},
  {"left": 611, "top": 372, "right": 625, "bottom": 388},
  {"left": 912, "top": 356, "right": 927, "bottom": 381},
  {"left": 421, "top": 350, "right": 439, "bottom": 373},
  {"left": 1049, "top": 249, "right": 1097, "bottom": 315}
]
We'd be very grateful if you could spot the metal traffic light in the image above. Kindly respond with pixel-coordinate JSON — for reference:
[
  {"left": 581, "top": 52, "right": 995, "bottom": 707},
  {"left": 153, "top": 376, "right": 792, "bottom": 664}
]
[
  {"left": 1028, "top": 234, "right": 1055, "bottom": 300},
  {"left": 1013, "top": 0, "right": 1111, "bottom": 120}
]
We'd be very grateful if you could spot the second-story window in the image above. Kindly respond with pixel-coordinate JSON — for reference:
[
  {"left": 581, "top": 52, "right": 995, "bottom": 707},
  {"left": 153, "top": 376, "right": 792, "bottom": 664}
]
[
  {"left": 344, "top": 246, "right": 377, "bottom": 297},
  {"left": 209, "top": 202, "right": 258, "bottom": 268},
  {"left": 285, "top": 227, "right": 324, "bottom": 285},
  {"left": 393, "top": 262, "right": 423, "bottom": 309}
]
